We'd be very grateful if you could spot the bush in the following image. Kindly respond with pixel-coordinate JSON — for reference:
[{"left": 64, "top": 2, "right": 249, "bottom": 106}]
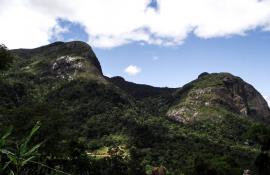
[{"left": 0, "top": 44, "right": 14, "bottom": 70}]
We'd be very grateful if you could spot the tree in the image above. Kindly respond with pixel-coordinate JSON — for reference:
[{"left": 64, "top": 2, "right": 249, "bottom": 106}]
[
  {"left": 255, "top": 153, "right": 270, "bottom": 175},
  {"left": 0, "top": 44, "right": 13, "bottom": 70}
]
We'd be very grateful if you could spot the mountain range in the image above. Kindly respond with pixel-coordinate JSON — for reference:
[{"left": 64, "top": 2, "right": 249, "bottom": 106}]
[{"left": 1, "top": 41, "right": 270, "bottom": 175}]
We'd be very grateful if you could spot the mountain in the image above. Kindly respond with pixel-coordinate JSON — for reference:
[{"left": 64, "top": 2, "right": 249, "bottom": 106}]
[
  {"left": 167, "top": 72, "right": 270, "bottom": 123},
  {"left": 11, "top": 41, "right": 104, "bottom": 81},
  {"left": 1, "top": 41, "right": 270, "bottom": 175},
  {"left": 109, "top": 76, "right": 176, "bottom": 100}
]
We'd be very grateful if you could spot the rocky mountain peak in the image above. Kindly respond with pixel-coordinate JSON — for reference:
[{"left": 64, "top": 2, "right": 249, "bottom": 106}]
[
  {"left": 11, "top": 41, "right": 104, "bottom": 81},
  {"left": 167, "top": 72, "right": 270, "bottom": 123}
]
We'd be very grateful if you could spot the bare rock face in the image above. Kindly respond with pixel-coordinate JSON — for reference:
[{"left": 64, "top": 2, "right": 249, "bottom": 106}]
[
  {"left": 167, "top": 73, "right": 270, "bottom": 123},
  {"left": 51, "top": 55, "right": 85, "bottom": 81},
  {"left": 222, "top": 75, "right": 270, "bottom": 120},
  {"left": 11, "top": 41, "right": 104, "bottom": 81},
  {"left": 12, "top": 41, "right": 102, "bottom": 71}
]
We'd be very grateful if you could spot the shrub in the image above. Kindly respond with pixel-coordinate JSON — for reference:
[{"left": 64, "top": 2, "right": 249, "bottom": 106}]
[{"left": 0, "top": 44, "right": 14, "bottom": 70}]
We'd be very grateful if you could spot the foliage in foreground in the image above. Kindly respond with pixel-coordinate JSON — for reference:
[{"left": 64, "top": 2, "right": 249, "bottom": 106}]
[{"left": 0, "top": 122, "right": 42, "bottom": 175}]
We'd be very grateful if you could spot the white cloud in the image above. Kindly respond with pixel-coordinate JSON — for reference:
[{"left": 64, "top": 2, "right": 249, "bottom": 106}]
[
  {"left": 124, "top": 65, "right": 142, "bottom": 75},
  {"left": 264, "top": 96, "right": 270, "bottom": 107},
  {"left": 153, "top": 56, "right": 159, "bottom": 61},
  {"left": 50, "top": 24, "right": 69, "bottom": 41},
  {"left": 2, "top": 0, "right": 270, "bottom": 49}
]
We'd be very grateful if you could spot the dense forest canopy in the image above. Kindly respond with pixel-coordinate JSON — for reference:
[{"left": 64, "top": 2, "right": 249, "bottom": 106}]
[{"left": 0, "top": 41, "right": 270, "bottom": 175}]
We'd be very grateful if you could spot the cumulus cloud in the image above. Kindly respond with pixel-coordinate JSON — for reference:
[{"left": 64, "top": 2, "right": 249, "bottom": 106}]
[
  {"left": 1, "top": 0, "right": 270, "bottom": 49},
  {"left": 124, "top": 65, "right": 142, "bottom": 75}
]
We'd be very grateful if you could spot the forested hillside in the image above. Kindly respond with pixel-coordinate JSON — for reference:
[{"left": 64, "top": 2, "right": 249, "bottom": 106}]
[{"left": 0, "top": 41, "right": 270, "bottom": 175}]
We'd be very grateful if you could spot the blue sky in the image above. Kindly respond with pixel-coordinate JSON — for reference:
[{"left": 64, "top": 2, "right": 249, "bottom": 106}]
[
  {"left": 49, "top": 20, "right": 270, "bottom": 99},
  {"left": 1, "top": 0, "right": 270, "bottom": 103},
  {"left": 98, "top": 32, "right": 270, "bottom": 100}
]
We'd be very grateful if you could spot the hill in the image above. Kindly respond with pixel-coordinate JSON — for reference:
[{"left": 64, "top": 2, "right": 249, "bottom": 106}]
[
  {"left": 0, "top": 41, "right": 270, "bottom": 175},
  {"left": 167, "top": 72, "right": 270, "bottom": 123}
]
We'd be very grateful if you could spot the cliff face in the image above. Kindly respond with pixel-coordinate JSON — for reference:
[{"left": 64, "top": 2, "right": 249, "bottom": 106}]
[
  {"left": 167, "top": 73, "right": 270, "bottom": 123},
  {"left": 11, "top": 41, "right": 104, "bottom": 81},
  {"left": 222, "top": 74, "right": 270, "bottom": 120}
]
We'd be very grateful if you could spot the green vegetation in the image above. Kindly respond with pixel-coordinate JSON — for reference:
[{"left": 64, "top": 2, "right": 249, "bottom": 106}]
[
  {"left": 0, "top": 42, "right": 270, "bottom": 174},
  {"left": 0, "top": 44, "right": 14, "bottom": 70},
  {"left": 0, "top": 122, "right": 56, "bottom": 175}
]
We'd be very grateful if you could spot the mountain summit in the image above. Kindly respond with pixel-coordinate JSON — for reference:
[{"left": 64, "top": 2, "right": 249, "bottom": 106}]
[
  {"left": 1, "top": 41, "right": 270, "bottom": 174},
  {"left": 11, "top": 41, "right": 103, "bottom": 81},
  {"left": 167, "top": 72, "right": 270, "bottom": 123},
  {"left": 9, "top": 41, "right": 270, "bottom": 123}
]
